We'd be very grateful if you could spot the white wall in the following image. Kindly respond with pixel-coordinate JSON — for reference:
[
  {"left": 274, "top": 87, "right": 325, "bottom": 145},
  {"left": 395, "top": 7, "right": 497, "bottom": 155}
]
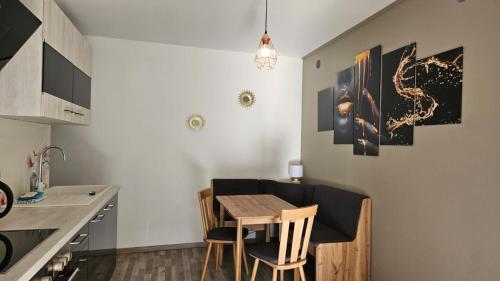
[{"left": 51, "top": 36, "right": 303, "bottom": 248}]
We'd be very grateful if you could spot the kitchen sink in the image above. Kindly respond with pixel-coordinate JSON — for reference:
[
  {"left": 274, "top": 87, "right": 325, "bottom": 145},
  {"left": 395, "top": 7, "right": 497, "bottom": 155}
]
[
  {"left": 47, "top": 185, "right": 109, "bottom": 196},
  {"left": 14, "top": 185, "right": 111, "bottom": 207}
]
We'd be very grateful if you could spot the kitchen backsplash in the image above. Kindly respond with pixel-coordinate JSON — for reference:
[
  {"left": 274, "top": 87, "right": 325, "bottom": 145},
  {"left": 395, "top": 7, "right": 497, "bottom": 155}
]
[{"left": 0, "top": 118, "right": 50, "bottom": 197}]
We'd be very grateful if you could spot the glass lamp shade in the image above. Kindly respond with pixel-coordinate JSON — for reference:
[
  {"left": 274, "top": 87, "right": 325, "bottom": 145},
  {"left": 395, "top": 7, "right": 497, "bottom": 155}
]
[
  {"left": 254, "top": 33, "right": 277, "bottom": 70},
  {"left": 289, "top": 165, "right": 303, "bottom": 178}
]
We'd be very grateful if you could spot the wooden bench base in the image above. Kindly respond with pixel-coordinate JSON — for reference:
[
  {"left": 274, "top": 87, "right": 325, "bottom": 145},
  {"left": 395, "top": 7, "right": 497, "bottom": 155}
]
[{"left": 303, "top": 199, "right": 371, "bottom": 281}]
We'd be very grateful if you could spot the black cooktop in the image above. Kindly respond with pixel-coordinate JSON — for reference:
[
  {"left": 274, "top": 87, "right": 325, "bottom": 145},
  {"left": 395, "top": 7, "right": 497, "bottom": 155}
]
[{"left": 0, "top": 229, "right": 57, "bottom": 273}]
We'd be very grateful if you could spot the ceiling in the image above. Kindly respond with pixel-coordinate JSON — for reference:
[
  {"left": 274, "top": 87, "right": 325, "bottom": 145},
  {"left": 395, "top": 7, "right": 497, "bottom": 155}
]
[{"left": 56, "top": 0, "right": 398, "bottom": 58}]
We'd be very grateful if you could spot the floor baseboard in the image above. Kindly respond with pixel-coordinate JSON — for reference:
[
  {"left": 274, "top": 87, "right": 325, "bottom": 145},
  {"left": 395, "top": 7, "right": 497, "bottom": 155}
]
[{"left": 117, "top": 242, "right": 206, "bottom": 254}]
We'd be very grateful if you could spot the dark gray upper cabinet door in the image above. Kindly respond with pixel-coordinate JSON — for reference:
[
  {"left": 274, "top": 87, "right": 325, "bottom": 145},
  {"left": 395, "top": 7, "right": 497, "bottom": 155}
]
[
  {"left": 42, "top": 43, "right": 73, "bottom": 103},
  {"left": 72, "top": 66, "right": 91, "bottom": 109}
]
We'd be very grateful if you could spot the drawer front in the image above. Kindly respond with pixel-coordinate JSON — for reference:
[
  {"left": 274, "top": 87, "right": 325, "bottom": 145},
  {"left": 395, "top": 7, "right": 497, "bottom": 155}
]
[
  {"left": 70, "top": 103, "right": 90, "bottom": 125},
  {"left": 69, "top": 224, "right": 89, "bottom": 253},
  {"left": 40, "top": 92, "right": 74, "bottom": 123}
]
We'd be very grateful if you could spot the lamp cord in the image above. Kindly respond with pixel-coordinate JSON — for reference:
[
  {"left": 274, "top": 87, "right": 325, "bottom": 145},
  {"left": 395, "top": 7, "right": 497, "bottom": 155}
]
[{"left": 265, "top": 0, "right": 268, "bottom": 34}]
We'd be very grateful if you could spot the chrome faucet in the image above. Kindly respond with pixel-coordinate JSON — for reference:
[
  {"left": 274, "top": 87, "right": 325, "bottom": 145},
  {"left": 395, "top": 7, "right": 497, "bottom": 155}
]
[{"left": 37, "top": 145, "right": 67, "bottom": 190}]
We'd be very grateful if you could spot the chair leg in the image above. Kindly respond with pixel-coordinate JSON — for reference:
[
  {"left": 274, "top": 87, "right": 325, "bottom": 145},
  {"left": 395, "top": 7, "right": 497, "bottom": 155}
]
[
  {"left": 232, "top": 243, "right": 237, "bottom": 272},
  {"left": 272, "top": 268, "right": 278, "bottom": 281},
  {"left": 299, "top": 266, "right": 307, "bottom": 281},
  {"left": 241, "top": 242, "right": 249, "bottom": 275},
  {"left": 200, "top": 243, "right": 213, "bottom": 281},
  {"left": 214, "top": 244, "right": 219, "bottom": 270},
  {"left": 280, "top": 270, "right": 284, "bottom": 281},
  {"left": 294, "top": 268, "right": 300, "bottom": 281},
  {"left": 219, "top": 244, "right": 224, "bottom": 269},
  {"left": 250, "top": 259, "right": 260, "bottom": 281}
]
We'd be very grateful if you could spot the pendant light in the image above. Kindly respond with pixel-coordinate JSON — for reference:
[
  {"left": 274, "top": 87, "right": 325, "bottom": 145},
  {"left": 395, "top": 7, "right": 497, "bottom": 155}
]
[{"left": 254, "top": 0, "right": 277, "bottom": 70}]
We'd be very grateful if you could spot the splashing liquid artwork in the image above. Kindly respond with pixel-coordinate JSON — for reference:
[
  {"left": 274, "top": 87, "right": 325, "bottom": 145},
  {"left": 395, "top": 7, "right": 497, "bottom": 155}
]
[
  {"left": 334, "top": 66, "right": 355, "bottom": 144},
  {"left": 381, "top": 43, "right": 416, "bottom": 145},
  {"left": 415, "top": 47, "right": 463, "bottom": 125},
  {"left": 353, "top": 46, "right": 382, "bottom": 156}
]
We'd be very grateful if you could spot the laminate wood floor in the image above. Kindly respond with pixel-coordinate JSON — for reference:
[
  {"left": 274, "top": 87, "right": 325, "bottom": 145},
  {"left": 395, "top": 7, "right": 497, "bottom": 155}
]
[{"left": 111, "top": 246, "right": 294, "bottom": 281}]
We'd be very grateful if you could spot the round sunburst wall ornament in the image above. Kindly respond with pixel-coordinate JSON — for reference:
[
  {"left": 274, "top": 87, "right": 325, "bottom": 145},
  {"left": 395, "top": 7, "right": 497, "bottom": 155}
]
[
  {"left": 239, "top": 90, "right": 256, "bottom": 108},
  {"left": 187, "top": 114, "right": 205, "bottom": 131}
]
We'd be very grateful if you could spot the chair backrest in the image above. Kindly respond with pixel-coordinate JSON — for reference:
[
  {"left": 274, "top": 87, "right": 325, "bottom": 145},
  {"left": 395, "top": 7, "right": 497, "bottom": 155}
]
[
  {"left": 278, "top": 204, "right": 318, "bottom": 265},
  {"left": 198, "top": 188, "right": 215, "bottom": 240}
]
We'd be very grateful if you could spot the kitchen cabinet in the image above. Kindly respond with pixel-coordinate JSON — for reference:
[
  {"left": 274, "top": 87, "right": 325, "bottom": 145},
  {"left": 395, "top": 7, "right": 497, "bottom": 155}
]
[
  {"left": 88, "top": 195, "right": 118, "bottom": 281},
  {"left": 42, "top": 0, "right": 92, "bottom": 76},
  {"left": 55, "top": 224, "right": 89, "bottom": 281},
  {"left": 0, "top": 0, "right": 92, "bottom": 125},
  {"left": 42, "top": 42, "right": 91, "bottom": 123},
  {"left": 31, "top": 224, "right": 90, "bottom": 281}
]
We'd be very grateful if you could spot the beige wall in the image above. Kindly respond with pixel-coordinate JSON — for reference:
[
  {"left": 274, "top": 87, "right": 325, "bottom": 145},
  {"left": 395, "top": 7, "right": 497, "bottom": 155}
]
[
  {"left": 301, "top": 0, "right": 500, "bottom": 280},
  {"left": 0, "top": 119, "right": 50, "bottom": 197}
]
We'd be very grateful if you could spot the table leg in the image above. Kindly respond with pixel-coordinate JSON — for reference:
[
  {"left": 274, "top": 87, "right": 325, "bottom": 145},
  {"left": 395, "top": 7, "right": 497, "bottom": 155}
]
[
  {"left": 219, "top": 205, "right": 226, "bottom": 266},
  {"left": 235, "top": 218, "right": 243, "bottom": 281},
  {"left": 265, "top": 224, "right": 270, "bottom": 242},
  {"left": 220, "top": 205, "right": 225, "bottom": 227}
]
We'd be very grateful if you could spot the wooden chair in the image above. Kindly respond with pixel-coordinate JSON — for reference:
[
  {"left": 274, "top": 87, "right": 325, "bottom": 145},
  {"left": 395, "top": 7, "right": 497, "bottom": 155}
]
[
  {"left": 247, "top": 205, "right": 318, "bottom": 281},
  {"left": 198, "top": 188, "right": 250, "bottom": 281}
]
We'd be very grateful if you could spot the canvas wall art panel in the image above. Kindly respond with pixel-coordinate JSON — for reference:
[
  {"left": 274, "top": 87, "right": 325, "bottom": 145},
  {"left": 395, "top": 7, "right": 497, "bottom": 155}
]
[
  {"left": 381, "top": 43, "right": 416, "bottom": 145},
  {"left": 333, "top": 66, "right": 355, "bottom": 144},
  {"left": 415, "top": 47, "right": 463, "bottom": 126},
  {"left": 317, "top": 87, "right": 334, "bottom": 132},
  {"left": 353, "top": 45, "right": 382, "bottom": 156}
]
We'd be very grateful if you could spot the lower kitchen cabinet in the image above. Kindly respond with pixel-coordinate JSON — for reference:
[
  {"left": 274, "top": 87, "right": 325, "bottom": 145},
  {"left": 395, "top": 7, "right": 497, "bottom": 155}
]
[
  {"left": 88, "top": 194, "right": 118, "bottom": 281},
  {"left": 30, "top": 193, "right": 118, "bottom": 281}
]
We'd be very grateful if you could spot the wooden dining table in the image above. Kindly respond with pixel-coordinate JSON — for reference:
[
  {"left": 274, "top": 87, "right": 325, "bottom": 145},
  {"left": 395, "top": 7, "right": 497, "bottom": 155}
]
[{"left": 216, "top": 194, "right": 297, "bottom": 281}]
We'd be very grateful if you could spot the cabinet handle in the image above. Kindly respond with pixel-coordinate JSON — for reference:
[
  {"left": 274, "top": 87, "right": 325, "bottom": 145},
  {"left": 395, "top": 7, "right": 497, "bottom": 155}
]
[
  {"left": 104, "top": 203, "right": 114, "bottom": 211},
  {"left": 74, "top": 111, "right": 85, "bottom": 116},
  {"left": 64, "top": 109, "right": 74, "bottom": 114},
  {"left": 70, "top": 233, "right": 88, "bottom": 245},
  {"left": 67, "top": 267, "right": 80, "bottom": 281},
  {"left": 90, "top": 214, "right": 105, "bottom": 223}
]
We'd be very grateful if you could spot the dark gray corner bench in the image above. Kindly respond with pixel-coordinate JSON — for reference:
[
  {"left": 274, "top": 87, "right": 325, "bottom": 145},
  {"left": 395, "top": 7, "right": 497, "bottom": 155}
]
[{"left": 211, "top": 179, "right": 372, "bottom": 281}]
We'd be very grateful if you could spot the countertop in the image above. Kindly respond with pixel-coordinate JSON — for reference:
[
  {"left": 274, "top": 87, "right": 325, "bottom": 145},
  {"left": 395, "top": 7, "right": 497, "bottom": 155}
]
[{"left": 0, "top": 185, "right": 120, "bottom": 281}]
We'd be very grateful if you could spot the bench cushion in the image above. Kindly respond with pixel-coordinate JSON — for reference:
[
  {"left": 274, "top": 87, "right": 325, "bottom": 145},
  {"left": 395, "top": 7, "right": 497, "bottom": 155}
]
[
  {"left": 310, "top": 222, "right": 351, "bottom": 244},
  {"left": 207, "top": 227, "right": 249, "bottom": 241},
  {"left": 311, "top": 185, "right": 367, "bottom": 240}
]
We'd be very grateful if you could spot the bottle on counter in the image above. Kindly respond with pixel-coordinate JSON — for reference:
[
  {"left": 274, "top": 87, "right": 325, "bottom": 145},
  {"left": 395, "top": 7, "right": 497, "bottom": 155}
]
[{"left": 29, "top": 169, "right": 38, "bottom": 192}]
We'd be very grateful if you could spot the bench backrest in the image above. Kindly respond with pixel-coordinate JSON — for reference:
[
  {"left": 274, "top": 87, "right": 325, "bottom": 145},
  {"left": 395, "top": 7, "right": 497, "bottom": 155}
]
[
  {"left": 311, "top": 185, "right": 367, "bottom": 240},
  {"left": 212, "top": 179, "right": 367, "bottom": 241},
  {"left": 211, "top": 179, "right": 260, "bottom": 213}
]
